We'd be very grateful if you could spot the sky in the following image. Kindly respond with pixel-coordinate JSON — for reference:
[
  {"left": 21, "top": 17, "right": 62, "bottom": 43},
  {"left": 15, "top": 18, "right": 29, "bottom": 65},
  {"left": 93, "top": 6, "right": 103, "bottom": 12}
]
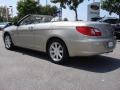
[{"left": 0, "top": 0, "right": 119, "bottom": 21}]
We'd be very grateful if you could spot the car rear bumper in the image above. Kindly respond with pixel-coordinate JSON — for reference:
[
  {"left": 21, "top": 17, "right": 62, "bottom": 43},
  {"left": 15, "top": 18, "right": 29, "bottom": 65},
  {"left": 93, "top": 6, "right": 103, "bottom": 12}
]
[{"left": 67, "top": 38, "right": 116, "bottom": 57}]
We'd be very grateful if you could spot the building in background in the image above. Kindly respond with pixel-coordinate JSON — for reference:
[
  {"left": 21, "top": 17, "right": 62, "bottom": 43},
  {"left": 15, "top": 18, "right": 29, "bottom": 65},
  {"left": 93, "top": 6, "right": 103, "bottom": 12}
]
[
  {"left": 87, "top": 2, "right": 100, "bottom": 21},
  {"left": 0, "top": 6, "right": 10, "bottom": 22}
]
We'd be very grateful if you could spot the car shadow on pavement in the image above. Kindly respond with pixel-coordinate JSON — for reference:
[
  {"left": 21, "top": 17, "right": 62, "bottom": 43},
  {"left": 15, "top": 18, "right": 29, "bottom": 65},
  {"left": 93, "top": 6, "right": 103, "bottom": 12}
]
[
  {"left": 65, "top": 56, "right": 120, "bottom": 73},
  {"left": 12, "top": 47, "right": 49, "bottom": 60},
  {"left": 12, "top": 47, "right": 120, "bottom": 73}
]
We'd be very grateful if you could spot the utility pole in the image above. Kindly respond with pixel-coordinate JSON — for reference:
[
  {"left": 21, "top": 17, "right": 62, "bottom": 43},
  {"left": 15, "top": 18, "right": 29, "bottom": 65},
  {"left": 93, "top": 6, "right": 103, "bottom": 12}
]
[{"left": 46, "top": 0, "right": 48, "bottom": 5}]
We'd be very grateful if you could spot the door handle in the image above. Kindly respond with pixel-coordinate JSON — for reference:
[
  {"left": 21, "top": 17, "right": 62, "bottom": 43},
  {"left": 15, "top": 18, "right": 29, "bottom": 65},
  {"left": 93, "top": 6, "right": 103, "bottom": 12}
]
[{"left": 29, "top": 27, "right": 33, "bottom": 30}]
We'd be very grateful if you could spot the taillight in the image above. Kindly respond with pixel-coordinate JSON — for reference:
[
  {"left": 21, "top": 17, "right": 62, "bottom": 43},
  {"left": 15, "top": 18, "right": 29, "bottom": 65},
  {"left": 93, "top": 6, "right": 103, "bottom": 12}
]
[{"left": 76, "top": 26, "right": 102, "bottom": 36}]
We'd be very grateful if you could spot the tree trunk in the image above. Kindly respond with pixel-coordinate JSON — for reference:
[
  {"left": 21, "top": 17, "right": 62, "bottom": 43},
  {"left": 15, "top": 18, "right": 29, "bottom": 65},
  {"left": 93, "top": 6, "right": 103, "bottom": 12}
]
[{"left": 75, "top": 8, "right": 78, "bottom": 21}]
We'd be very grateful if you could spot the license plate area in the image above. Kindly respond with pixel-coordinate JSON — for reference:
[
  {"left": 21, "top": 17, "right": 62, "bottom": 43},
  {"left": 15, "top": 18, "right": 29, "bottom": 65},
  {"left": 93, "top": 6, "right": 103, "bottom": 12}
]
[{"left": 107, "top": 41, "right": 114, "bottom": 48}]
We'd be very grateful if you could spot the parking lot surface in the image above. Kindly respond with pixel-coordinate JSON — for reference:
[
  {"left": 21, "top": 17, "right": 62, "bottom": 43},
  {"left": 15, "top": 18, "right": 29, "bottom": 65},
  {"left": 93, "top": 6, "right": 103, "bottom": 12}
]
[{"left": 0, "top": 32, "right": 120, "bottom": 90}]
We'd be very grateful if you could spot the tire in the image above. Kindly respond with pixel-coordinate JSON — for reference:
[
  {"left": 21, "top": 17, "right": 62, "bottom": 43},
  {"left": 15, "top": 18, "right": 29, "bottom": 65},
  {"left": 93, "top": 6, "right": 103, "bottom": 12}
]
[
  {"left": 4, "top": 34, "right": 14, "bottom": 50},
  {"left": 47, "top": 39, "right": 68, "bottom": 64}
]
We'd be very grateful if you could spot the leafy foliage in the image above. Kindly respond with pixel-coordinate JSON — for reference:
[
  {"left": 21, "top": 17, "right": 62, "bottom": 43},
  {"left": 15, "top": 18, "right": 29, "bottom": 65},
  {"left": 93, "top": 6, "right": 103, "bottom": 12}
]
[
  {"left": 12, "top": 16, "right": 19, "bottom": 24},
  {"left": 40, "top": 5, "right": 58, "bottom": 17},
  {"left": 17, "top": 0, "right": 58, "bottom": 19},
  {"left": 51, "top": 0, "right": 84, "bottom": 21},
  {"left": 51, "top": 0, "right": 68, "bottom": 9},
  {"left": 17, "top": 0, "right": 38, "bottom": 18},
  {"left": 67, "top": 0, "right": 84, "bottom": 21},
  {"left": 101, "top": 0, "right": 120, "bottom": 18},
  {"left": 67, "top": 0, "right": 83, "bottom": 11}
]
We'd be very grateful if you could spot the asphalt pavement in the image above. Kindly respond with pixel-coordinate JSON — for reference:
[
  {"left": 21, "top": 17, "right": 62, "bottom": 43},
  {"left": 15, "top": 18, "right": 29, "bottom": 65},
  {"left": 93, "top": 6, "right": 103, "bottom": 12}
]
[{"left": 0, "top": 31, "right": 120, "bottom": 90}]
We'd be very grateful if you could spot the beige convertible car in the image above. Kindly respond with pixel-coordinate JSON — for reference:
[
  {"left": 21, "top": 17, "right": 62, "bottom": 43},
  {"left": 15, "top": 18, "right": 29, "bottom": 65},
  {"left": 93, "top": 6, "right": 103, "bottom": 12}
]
[{"left": 3, "top": 15, "right": 116, "bottom": 64}]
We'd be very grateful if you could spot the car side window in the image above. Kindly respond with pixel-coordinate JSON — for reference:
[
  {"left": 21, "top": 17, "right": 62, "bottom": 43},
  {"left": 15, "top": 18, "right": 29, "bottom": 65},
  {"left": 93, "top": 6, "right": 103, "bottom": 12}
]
[
  {"left": 32, "top": 16, "right": 44, "bottom": 24},
  {"left": 19, "top": 15, "right": 53, "bottom": 25},
  {"left": 32, "top": 15, "right": 52, "bottom": 24},
  {"left": 20, "top": 16, "right": 44, "bottom": 25}
]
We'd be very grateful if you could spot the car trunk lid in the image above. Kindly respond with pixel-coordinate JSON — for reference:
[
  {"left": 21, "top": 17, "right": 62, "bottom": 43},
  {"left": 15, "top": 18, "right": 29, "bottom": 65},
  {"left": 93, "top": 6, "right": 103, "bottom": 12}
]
[{"left": 89, "top": 22, "right": 114, "bottom": 38}]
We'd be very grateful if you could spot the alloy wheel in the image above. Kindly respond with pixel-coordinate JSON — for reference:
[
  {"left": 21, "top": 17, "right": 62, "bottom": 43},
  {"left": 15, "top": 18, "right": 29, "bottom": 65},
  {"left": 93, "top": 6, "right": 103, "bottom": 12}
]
[
  {"left": 49, "top": 42, "right": 64, "bottom": 62},
  {"left": 4, "top": 35, "right": 12, "bottom": 49}
]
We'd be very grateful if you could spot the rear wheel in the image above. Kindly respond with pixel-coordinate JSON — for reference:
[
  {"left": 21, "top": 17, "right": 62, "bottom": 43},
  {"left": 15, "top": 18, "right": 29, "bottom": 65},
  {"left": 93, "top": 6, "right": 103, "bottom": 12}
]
[
  {"left": 4, "top": 34, "right": 14, "bottom": 50},
  {"left": 47, "top": 39, "right": 68, "bottom": 64}
]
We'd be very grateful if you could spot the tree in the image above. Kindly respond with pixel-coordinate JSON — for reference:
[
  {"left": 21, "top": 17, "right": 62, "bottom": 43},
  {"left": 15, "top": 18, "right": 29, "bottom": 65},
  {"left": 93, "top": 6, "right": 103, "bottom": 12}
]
[
  {"left": 67, "top": 0, "right": 84, "bottom": 21},
  {"left": 12, "top": 16, "right": 19, "bottom": 24},
  {"left": 51, "top": 0, "right": 68, "bottom": 9},
  {"left": 51, "top": 0, "right": 84, "bottom": 21},
  {"left": 40, "top": 5, "right": 58, "bottom": 16},
  {"left": 51, "top": 0, "right": 68, "bottom": 20},
  {"left": 101, "top": 0, "right": 120, "bottom": 19},
  {"left": 17, "top": 0, "right": 58, "bottom": 20},
  {"left": 0, "top": 6, "right": 9, "bottom": 22},
  {"left": 17, "top": 0, "right": 39, "bottom": 18}
]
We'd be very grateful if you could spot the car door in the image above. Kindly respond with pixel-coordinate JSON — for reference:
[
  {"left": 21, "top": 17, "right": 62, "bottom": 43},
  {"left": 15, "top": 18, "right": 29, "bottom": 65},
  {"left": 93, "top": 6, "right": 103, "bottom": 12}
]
[
  {"left": 33, "top": 15, "right": 53, "bottom": 51},
  {"left": 17, "top": 25, "right": 34, "bottom": 48},
  {"left": 34, "top": 23, "right": 52, "bottom": 51},
  {"left": 14, "top": 15, "right": 35, "bottom": 49}
]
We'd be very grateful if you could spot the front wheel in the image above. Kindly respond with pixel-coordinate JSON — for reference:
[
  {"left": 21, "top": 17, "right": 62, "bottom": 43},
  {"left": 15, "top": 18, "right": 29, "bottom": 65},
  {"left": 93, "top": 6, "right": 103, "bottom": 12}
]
[
  {"left": 47, "top": 39, "right": 68, "bottom": 64},
  {"left": 4, "top": 34, "right": 14, "bottom": 50}
]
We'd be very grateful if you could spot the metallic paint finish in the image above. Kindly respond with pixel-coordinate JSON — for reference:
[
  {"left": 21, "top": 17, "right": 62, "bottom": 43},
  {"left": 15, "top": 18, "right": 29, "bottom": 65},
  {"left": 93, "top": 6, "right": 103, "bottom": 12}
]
[{"left": 3, "top": 21, "right": 116, "bottom": 57}]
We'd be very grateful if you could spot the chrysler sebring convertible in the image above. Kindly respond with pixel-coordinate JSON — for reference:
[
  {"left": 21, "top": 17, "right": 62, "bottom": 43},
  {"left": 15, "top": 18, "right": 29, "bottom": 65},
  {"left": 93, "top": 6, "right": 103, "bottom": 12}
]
[{"left": 3, "top": 15, "right": 116, "bottom": 64}]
